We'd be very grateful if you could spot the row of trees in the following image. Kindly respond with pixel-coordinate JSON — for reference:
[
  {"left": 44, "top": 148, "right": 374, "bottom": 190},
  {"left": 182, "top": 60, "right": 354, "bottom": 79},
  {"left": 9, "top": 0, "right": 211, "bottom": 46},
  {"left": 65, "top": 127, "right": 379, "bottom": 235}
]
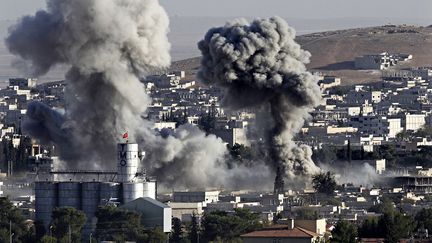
[
  {"left": 313, "top": 140, "right": 432, "bottom": 170},
  {"left": 0, "top": 197, "right": 168, "bottom": 243},
  {"left": 331, "top": 204, "right": 432, "bottom": 243},
  {"left": 170, "top": 208, "right": 262, "bottom": 243},
  {"left": 0, "top": 136, "right": 32, "bottom": 175}
]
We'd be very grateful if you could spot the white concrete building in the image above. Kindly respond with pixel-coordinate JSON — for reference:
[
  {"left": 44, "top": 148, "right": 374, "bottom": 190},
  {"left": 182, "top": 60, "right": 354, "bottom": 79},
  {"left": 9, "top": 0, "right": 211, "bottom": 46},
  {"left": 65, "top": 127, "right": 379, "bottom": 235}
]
[
  {"left": 168, "top": 202, "right": 203, "bottom": 222},
  {"left": 405, "top": 114, "right": 426, "bottom": 131},
  {"left": 318, "top": 76, "right": 341, "bottom": 90},
  {"left": 376, "top": 159, "right": 386, "bottom": 175},
  {"left": 387, "top": 118, "right": 403, "bottom": 138}
]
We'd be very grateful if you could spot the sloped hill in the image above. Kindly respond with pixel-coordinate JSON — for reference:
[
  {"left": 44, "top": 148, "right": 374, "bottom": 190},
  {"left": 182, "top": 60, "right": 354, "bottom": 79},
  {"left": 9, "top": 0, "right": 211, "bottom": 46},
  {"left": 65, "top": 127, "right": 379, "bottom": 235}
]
[{"left": 172, "top": 25, "right": 432, "bottom": 85}]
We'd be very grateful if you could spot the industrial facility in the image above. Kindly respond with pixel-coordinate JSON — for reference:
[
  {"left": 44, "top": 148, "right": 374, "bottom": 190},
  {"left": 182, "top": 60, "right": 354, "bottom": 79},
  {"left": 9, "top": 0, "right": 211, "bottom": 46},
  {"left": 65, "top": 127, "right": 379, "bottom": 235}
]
[{"left": 35, "top": 143, "right": 157, "bottom": 236}]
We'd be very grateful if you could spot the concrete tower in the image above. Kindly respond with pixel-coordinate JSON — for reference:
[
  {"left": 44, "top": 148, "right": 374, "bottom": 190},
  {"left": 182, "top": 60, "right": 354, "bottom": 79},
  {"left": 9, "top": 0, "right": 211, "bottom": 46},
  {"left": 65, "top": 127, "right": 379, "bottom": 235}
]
[{"left": 117, "top": 143, "right": 141, "bottom": 182}]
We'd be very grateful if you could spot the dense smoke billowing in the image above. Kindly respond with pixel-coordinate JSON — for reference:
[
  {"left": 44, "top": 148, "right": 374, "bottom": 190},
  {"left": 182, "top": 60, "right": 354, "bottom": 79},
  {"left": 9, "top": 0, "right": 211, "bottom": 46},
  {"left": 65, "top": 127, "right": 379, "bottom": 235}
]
[
  {"left": 198, "top": 17, "right": 322, "bottom": 184},
  {"left": 6, "top": 0, "right": 271, "bottom": 189},
  {"left": 319, "top": 162, "right": 385, "bottom": 187}
]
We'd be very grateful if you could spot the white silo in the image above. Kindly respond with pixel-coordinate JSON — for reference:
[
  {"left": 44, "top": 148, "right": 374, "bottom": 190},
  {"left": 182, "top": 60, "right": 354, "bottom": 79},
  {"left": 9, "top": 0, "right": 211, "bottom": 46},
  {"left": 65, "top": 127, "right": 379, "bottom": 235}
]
[
  {"left": 143, "top": 180, "right": 157, "bottom": 200},
  {"left": 123, "top": 183, "right": 144, "bottom": 203},
  {"left": 117, "top": 143, "right": 139, "bottom": 183},
  {"left": 117, "top": 143, "right": 148, "bottom": 203}
]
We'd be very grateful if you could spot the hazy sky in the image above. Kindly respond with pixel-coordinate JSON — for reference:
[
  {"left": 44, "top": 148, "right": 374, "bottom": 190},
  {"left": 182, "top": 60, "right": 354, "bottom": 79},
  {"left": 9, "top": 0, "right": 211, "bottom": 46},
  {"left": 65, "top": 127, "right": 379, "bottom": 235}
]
[{"left": 0, "top": 0, "right": 432, "bottom": 20}]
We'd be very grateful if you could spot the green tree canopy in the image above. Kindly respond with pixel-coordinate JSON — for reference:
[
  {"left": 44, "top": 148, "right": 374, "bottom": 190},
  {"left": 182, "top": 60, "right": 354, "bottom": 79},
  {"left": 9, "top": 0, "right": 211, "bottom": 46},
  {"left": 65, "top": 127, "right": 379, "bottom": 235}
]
[
  {"left": 358, "top": 217, "right": 380, "bottom": 239},
  {"left": 170, "top": 217, "right": 183, "bottom": 243},
  {"left": 368, "top": 198, "right": 395, "bottom": 214},
  {"left": 201, "top": 209, "right": 262, "bottom": 242},
  {"left": 295, "top": 208, "right": 319, "bottom": 220},
  {"left": 95, "top": 205, "right": 145, "bottom": 242},
  {"left": 0, "top": 197, "right": 30, "bottom": 243},
  {"left": 379, "top": 210, "right": 415, "bottom": 243},
  {"left": 312, "top": 171, "right": 337, "bottom": 195},
  {"left": 331, "top": 220, "right": 357, "bottom": 243},
  {"left": 142, "top": 227, "right": 168, "bottom": 243},
  {"left": 51, "top": 207, "right": 86, "bottom": 243},
  {"left": 415, "top": 208, "right": 432, "bottom": 233},
  {"left": 359, "top": 210, "right": 415, "bottom": 243}
]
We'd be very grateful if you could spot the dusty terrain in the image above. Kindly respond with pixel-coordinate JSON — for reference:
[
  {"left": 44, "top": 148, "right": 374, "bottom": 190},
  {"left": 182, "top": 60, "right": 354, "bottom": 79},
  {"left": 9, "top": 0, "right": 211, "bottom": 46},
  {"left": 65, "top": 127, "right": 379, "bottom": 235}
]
[{"left": 171, "top": 25, "right": 432, "bottom": 86}]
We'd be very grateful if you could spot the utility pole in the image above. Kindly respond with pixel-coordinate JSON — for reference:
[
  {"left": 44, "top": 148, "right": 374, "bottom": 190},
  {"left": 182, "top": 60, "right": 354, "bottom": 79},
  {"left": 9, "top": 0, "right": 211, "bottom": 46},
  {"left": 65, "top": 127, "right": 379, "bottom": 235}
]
[
  {"left": 49, "top": 225, "right": 53, "bottom": 243},
  {"left": 9, "top": 220, "right": 13, "bottom": 243},
  {"left": 68, "top": 225, "right": 71, "bottom": 243}
]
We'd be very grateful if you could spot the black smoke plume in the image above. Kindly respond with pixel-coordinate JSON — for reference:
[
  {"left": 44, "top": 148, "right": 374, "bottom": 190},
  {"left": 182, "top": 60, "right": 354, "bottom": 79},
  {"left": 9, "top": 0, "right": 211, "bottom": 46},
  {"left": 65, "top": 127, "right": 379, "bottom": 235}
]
[{"left": 198, "top": 17, "right": 322, "bottom": 186}]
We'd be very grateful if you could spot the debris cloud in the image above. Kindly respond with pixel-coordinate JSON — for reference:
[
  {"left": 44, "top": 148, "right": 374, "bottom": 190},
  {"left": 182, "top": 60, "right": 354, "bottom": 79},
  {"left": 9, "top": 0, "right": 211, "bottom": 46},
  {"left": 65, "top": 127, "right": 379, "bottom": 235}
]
[
  {"left": 7, "top": 0, "right": 271, "bottom": 189},
  {"left": 198, "top": 17, "right": 322, "bottom": 187}
]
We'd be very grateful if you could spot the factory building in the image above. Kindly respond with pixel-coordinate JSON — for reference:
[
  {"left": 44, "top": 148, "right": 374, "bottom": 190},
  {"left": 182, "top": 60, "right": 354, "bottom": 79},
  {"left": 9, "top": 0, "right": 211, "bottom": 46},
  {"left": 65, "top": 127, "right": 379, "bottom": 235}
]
[
  {"left": 121, "top": 197, "right": 172, "bottom": 232},
  {"left": 35, "top": 143, "right": 158, "bottom": 236}
]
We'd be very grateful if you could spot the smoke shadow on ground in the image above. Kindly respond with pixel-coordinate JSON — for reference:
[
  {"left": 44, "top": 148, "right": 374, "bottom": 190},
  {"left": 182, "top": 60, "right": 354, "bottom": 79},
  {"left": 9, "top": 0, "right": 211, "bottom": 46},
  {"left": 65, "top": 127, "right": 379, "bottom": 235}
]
[{"left": 316, "top": 61, "right": 355, "bottom": 71}]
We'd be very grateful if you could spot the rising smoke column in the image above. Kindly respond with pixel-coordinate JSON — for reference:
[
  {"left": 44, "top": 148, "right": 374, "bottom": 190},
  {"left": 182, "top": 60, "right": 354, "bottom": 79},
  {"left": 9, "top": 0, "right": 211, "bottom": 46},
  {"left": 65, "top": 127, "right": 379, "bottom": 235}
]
[
  {"left": 198, "top": 17, "right": 322, "bottom": 188},
  {"left": 6, "top": 0, "right": 171, "bottom": 166},
  {"left": 6, "top": 0, "right": 272, "bottom": 189}
]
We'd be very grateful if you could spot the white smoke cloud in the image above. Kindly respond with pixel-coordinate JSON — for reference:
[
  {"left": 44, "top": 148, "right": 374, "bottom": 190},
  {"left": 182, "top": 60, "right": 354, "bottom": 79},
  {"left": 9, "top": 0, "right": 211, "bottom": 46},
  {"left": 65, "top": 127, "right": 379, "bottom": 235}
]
[
  {"left": 320, "top": 162, "right": 382, "bottom": 187},
  {"left": 7, "top": 0, "right": 271, "bottom": 189}
]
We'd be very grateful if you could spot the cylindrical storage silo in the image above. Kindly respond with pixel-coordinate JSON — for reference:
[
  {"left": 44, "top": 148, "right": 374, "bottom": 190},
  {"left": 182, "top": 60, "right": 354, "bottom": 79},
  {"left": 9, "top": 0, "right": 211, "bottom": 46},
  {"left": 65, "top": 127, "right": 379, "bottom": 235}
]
[
  {"left": 35, "top": 182, "right": 57, "bottom": 229},
  {"left": 100, "top": 182, "right": 121, "bottom": 204},
  {"left": 123, "top": 183, "right": 144, "bottom": 203},
  {"left": 58, "top": 182, "right": 81, "bottom": 208},
  {"left": 143, "top": 181, "right": 156, "bottom": 199},
  {"left": 117, "top": 143, "right": 139, "bottom": 182},
  {"left": 81, "top": 182, "right": 100, "bottom": 238}
]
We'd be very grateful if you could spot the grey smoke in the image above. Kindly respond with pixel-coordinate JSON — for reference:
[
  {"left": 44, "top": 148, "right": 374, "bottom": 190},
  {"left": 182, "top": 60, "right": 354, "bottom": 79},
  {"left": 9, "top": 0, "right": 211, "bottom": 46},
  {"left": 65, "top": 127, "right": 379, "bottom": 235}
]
[
  {"left": 320, "top": 163, "right": 383, "bottom": 188},
  {"left": 198, "top": 17, "right": 322, "bottom": 183},
  {"left": 6, "top": 0, "right": 271, "bottom": 189}
]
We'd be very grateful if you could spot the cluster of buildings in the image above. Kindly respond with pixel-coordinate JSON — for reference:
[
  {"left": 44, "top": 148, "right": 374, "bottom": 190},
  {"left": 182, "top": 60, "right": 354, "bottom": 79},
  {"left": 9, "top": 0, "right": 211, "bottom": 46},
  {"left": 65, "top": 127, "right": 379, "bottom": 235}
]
[
  {"left": 144, "top": 71, "right": 251, "bottom": 146},
  {"left": 355, "top": 52, "right": 413, "bottom": 70},
  {"left": 2, "top": 51, "right": 432, "bottom": 241},
  {"left": 308, "top": 66, "right": 432, "bottom": 155}
]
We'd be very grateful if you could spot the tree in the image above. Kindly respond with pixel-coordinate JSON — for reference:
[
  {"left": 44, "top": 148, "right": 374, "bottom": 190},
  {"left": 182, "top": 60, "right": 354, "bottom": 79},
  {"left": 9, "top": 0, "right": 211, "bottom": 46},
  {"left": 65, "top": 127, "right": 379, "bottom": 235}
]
[
  {"left": 0, "top": 197, "right": 30, "bottom": 243},
  {"left": 95, "top": 205, "right": 145, "bottom": 242},
  {"left": 373, "top": 144, "right": 396, "bottom": 167},
  {"left": 198, "top": 113, "right": 216, "bottom": 134},
  {"left": 359, "top": 207, "right": 414, "bottom": 243},
  {"left": 312, "top": 172, "right": 337, "bottom": 195},
  {"left": 415, "top": 208, "right": 432, "bottom": 233},
  {"left": 201, "top": 209, "right": 261, "bottom": 242},
  {"left": 227, "top": 144, "right": 254, "bottom": 163},
  {"left": 368, "top": 198, "right": 395, "bottom": 214},
  {"left": 358, "top": 217, "right": 380, "bottom": 238},
  {"left": 331, "top": 220, "right": 357, "bottom": 243},
  {"left": 143, "top": 227, "right": 168, "bottom": 243},
  {"left": 188, "top": 213, "right": 199, "bottom": 243},
  {"left": 39, "top": 235, "right": 57, "bottom": 243},
  {"left": 51, "top": 207, "right": 86, "bottom": 243},
  {"left": 379, "top": 211, "right": 415, "bottom": 243},
  {"left": 295, "top": 208, "right": 319, "bottom": 220},
  {"left": 170, "top": 217, "right": 183, "bottom": 243},
  {"left": 312, "top": 146, "right": 337, "bottom": 164},
  {"left": 15, "top": 136, "right": 32, "bottom": 173}
]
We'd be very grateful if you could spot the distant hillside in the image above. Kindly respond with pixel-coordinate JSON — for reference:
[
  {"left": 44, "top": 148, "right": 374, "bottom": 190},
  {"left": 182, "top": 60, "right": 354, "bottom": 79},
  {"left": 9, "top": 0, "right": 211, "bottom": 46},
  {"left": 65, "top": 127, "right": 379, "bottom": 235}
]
[{"left": 171, "top": 25, "right": 432, "bottom": 85}]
